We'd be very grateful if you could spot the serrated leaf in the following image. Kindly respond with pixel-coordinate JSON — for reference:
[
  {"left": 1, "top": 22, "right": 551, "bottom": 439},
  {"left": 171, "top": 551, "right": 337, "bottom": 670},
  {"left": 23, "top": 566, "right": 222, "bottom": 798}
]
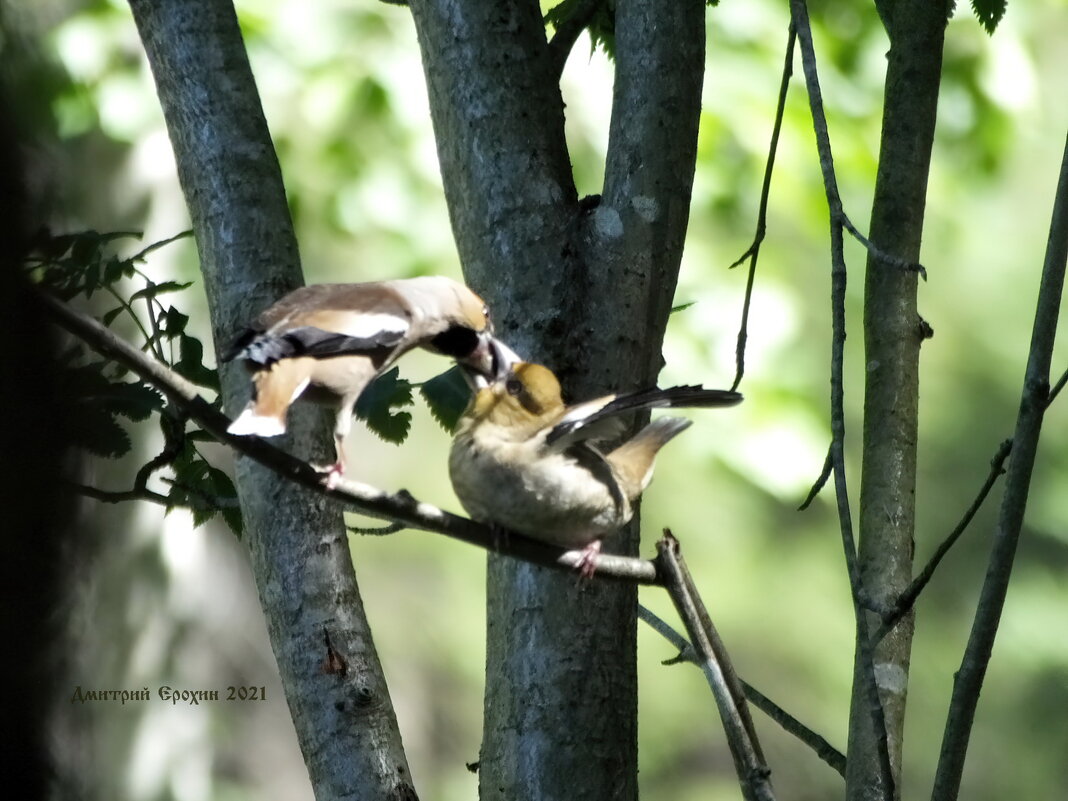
[
  {"left": 190, "top": 503, "right": 217, "bottom": 528},
  {"left": 68, "top": 409, "right": 131, "bottom": 458},
  {"left": 420, "top": 366, "right": 473, "bottom": 433},
  {"left": 70, "top": 231, "right": 101, "bottom": 265},
  {"left": 175, "top": 334, "right": 220, "bottom": 391},
  {"left": 355, "top": 367, "right": 415, "bottom": 444},
  {"left": 162, "top": 306, "right": 189, "bottom": 339},
  {"left": 206, "top": 467, "right": 242, "bottom": 536},
  {"left": 130, "top": 280, "right": 194, "bottom": 302},
  {"left": 101, "top": 382, "right": 165, "bottom": 421},
  {"left": 971, "top": 0, "right": 1006, "bottom": 34},
  {"left": 101, "top": 306, "right": 125, "bottom": 327},
  {"left": 103, "top": 257, "right": 125, "bottom": 285}
]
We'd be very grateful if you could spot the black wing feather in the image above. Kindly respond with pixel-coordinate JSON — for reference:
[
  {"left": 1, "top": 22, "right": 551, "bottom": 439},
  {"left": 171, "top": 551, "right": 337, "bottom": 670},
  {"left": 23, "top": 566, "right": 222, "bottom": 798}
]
[
  {"left": 546, "top": 386, "right": 742, "bottom": 447},
  {"left": 225, "top": 325, "right": 407, "bottom": 366}
]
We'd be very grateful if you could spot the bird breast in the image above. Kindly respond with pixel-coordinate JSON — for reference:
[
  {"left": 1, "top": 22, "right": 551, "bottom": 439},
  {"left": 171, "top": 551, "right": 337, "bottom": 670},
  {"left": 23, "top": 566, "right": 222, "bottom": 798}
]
[{"left": 448, "top": 432, "right": 632, "bottom": 549}]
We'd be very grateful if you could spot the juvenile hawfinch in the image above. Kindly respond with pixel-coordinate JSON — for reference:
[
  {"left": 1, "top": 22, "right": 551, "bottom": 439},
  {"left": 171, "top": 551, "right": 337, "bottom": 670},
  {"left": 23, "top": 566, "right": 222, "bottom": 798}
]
[
  {"left": 448, "top": 360, "right": 742, "bottom": 574},
  {"left": 224, "top": 276, "right": 492, "bottom": 483}
]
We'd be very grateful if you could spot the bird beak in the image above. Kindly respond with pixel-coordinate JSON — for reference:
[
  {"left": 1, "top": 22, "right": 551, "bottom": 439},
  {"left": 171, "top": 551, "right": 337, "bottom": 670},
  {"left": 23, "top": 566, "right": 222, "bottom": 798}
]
[
  {"left": 458, "top": 336, "right": 522, "bottom": 392},
  {"left": 488, "top": 337, "right": 521, "bottom": 380}
]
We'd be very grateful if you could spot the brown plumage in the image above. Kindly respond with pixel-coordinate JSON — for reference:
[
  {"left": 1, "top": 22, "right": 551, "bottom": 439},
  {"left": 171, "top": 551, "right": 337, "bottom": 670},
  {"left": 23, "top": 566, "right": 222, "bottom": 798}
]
[
  {"left": 225, "top": 276, "right": 492, "bottom": 483},
  {"left": 449, "top": 361, "right": 742, "bottom": 574}
]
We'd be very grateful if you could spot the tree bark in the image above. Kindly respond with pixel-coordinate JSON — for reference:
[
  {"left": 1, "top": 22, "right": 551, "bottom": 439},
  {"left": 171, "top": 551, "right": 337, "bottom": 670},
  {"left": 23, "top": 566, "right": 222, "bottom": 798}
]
[
  {"left": 847, "top": 2, "right": 949, "bottom": 799},
  {"left": 407, "top": 1, "right": 705, "bottom": 798},
  {"left": 126, "top": 2, "right": 414, "bottom": 798}
]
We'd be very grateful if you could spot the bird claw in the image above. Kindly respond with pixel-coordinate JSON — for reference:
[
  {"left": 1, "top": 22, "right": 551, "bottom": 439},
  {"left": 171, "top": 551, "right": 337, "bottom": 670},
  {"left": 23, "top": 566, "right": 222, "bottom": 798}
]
[
  {"left": 574, "top": 540, "right": 602, "bottom": 579},
  {"left": 314, "top": 462, "right": 345, "bottom": 489}
]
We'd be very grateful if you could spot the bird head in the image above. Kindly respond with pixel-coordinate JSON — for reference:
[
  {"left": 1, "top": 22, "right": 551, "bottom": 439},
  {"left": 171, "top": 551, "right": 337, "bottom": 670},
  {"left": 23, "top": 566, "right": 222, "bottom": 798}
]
[{"left": 465, "top": 361, "right": 566, "bottom": 439}]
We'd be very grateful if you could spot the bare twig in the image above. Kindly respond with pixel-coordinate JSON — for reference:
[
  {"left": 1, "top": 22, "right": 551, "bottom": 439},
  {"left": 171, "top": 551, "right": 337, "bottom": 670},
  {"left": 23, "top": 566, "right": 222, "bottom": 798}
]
[
  {"left": 71, "top": 482, "right": 169, "bottom": 506},
  {"left": 656, "top": 532, "right": 775, "bottom": 801},
  {"left": 789, "top": 1, "right": 895, "bottom": 796},
  {"left": 37, "top": 287, "right": 660, "bottom": 585},
  {"left": 1046, "top": 365, "right": 1067, "bottom": 407},
  {"left": 798, "top": 443, "right": 833, "bottom": 511},
  {"left": 875, "top": 439, "right": 1012, "bottom": 643},
  {"left": 931, "top": 127, "right": 1068, "bottom": 801},
  {"left": 729, "top": 25, "right": 796, "bottom": 392},
  {"left": 638, "top": 604, "right": 846, "bottom": 777}
]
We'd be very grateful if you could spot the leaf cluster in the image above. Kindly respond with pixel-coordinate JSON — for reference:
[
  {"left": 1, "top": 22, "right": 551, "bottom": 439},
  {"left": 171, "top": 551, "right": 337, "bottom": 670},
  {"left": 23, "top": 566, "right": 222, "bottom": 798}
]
[
  {"left": 29, "top": 229, "right": 475, "bottom": 534},
  {"left": 29, "top": 229, "right": 239, "bottom": 533}
]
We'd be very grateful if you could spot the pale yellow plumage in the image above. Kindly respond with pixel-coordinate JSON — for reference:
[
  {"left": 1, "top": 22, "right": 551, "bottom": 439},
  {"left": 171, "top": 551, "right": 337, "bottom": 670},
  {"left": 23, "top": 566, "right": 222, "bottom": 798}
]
[{"left": 449, "top": 361, "right": 742, "bottom": 574}]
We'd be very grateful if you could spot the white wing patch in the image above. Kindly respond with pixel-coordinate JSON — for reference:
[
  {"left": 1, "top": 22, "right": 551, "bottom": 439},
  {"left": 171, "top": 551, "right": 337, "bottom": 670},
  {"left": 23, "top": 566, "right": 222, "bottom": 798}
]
[{"left": 338, "top": 313, "right": 409, "bottom": 339}]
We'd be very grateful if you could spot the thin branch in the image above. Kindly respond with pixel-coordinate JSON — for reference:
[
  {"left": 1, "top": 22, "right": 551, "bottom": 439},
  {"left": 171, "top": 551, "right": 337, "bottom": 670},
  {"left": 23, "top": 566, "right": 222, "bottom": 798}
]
[
  {"left": 798, "top": 443, "right": 833, "bottom": 511},
  {"left": 1046, "top": 364, "right": 1067, "bottom": 407},
  {"left": 347, "top": 521, "right": 407, "bottom": 536},
  {"left": 931, "top": 127, "right": 1068, "bottom": 801},
  {"left": 638, "top": 604, "right": 847, "bottom": 777},
  {"left": 842, "top": 217, "right": 926, "bottom": 281},
  {"left": 37, "top": 287, "right": 660, "bottom": 585},
  {"left": 729, "top": 24, "right": 795, "bottom": 392},
  {"left": 789, "top": 1, "right": 895, "bottom": 797},
  {"left": 875, "top": 439, "right": 1012, "bottom": 643},
  {"left": 656, "top": 532, "right": 775, "bottom": 801},
  {"left": 71, "top": 482, "right": 169, "bottom": 506},
  {"left": 546, "top": 0, "right": 602, "bottom": 80}
]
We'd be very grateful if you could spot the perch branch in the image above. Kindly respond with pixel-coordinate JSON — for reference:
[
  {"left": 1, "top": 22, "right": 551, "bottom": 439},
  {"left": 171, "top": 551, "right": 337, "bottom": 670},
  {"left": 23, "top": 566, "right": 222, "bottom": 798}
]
[{"left": 37, "top": 287, "right": 659, "bottom": 584}]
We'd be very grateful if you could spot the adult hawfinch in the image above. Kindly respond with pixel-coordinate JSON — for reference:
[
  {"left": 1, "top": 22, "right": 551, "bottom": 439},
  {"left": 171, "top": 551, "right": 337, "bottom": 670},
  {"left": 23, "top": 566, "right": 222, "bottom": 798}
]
[{"left": 224, "top": 276, "right": 492, "bottom": 483}]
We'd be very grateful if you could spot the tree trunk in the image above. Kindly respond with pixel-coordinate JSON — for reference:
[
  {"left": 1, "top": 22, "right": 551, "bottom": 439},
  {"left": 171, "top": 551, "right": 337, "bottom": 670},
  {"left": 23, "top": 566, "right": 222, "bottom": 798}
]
[
  {"left": 126, "top": 1, "right": 414, "bottom": 798},
  {"left": 407, "top": 0, "right": 705, "bottom": 798},
  {"left": 847, "top": 2, "right": 949, "bottom": 799}
]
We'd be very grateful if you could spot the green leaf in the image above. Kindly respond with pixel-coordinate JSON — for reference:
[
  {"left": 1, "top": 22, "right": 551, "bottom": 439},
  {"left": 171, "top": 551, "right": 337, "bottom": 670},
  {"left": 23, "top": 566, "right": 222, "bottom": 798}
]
[
  {"left": 162, "top": 306, "right": 189, "bottom": 339},
  {"left": 420, "top": 366, "right": 472, "bottom": 433},
  {"left": 175, "top": 334, "right": 221, "bottom": 391},
  {"left": 68, "top": 408, "right": 131, "bottom": 458},
  {"left": 101, "top": 382, "right": 165, "bottom": 421},
  {"left": 971, "top": 0, "right": 1006, "bottom": 34},
  {"left": 207, "top": 467, "right": 242, "bottom": 537},
  {"left": 670, "top": 301, "right": 696, "bottom": 314},
  {"left": 101, "top": 306, "right": 125, "bottom": 326},
  {"left": 130, "top": 280, "right": 194, "bottom": 302},
  {"left": 355, "top": 367, "right": 414, "bottom": 444}
]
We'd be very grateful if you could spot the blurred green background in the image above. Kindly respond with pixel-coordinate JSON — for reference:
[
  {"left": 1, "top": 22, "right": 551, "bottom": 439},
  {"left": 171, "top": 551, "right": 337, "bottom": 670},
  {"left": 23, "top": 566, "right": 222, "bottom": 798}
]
[{"left": 8, "top": 0, "right": 1067, "bottom": 799}]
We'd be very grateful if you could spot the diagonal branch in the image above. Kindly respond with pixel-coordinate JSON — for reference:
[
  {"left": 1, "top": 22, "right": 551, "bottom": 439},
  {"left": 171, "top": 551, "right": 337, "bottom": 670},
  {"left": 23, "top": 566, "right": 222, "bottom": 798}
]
[
  {"left": 875, "top": 439, "right": 1012, "bottom": 643},
  {"left": 638, "top": 604, "right": 847, "bottom": 777},
  {"left": 656, "top": 533, "right": 775, "bottom": 801},
  {"left": 931, "top": 126, "right": 1068, "bottom": 801},
  {"left": 38, "top": 287, "right": 660, "bottom": 585}
]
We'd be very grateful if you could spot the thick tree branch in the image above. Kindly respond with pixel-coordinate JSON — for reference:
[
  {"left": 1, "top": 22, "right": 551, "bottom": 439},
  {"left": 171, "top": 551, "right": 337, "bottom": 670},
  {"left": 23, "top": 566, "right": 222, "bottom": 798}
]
[
  {"left": 848, "top": 1, "right": 949, "bottom": 796},
  {"left": 931, "top": 127, "right": 1068, "bottom": 801},
  {"left": 408, "top": 0, "right": 708, "bottom": 797}
]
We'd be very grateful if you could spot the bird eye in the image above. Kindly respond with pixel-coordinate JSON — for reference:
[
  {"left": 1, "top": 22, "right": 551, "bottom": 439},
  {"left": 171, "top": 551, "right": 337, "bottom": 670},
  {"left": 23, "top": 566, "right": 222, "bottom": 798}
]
[{"left": 505, "top": 377, "right": 523, "bottom": 396}]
